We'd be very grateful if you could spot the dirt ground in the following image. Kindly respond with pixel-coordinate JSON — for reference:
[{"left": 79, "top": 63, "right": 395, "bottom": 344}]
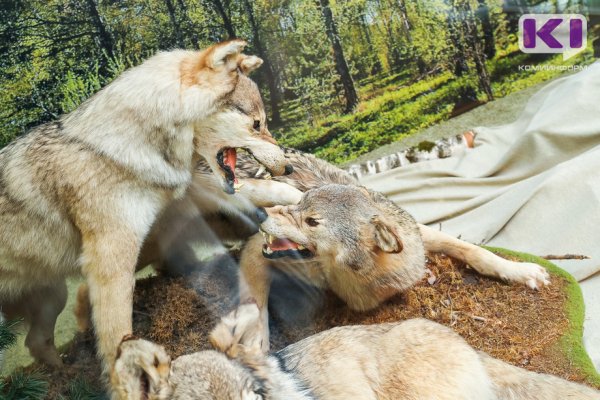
[{"left": 30, "top": 251, "right": 597, "bottom": 398}]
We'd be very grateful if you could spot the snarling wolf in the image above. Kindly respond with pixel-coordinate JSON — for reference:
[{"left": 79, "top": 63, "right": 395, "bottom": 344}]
[
  {"left": 188, "top": 149, "right": 547, "bottom": 350},
  {"left": 0, "top": 39, "right": 291, "bottom": 380},
  {"left": 112, "top": 303, "right": 600, "bottom": 400}
]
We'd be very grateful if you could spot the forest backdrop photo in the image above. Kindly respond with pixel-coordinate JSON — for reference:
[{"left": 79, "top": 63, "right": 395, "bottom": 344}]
[{"left": 1, "top": 0, "right": 597, "bottom": 164}]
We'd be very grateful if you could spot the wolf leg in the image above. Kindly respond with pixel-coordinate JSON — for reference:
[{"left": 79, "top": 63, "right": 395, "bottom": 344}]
[
  {"left": 237, "top": 179, "right": 302, "bottom": 207},
  {"left": 239, "top": 234, "right": 272, "bottom": 353},
  {"left": 74, "top": 283, "right": 92, "bottom": 332},
  {"left": 23, "top": 280, "right": 67, "bottom": 366},
  {"left": 82, "top": 231, "right": 138, "bottom": 377},
  {"left": 418, "top": 224, "right": 550, "bottom": 289}
]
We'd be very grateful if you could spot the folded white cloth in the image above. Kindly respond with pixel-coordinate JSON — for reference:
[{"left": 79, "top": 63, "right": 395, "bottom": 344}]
[{"left": 361, "top": 63, "right": 600, "bottom": 370}]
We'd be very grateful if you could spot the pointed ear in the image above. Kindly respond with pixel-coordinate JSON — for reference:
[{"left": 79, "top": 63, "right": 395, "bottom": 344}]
[
  {"left": 372, "top": 215, "right": 403, "bottom": 253},
  {"left": 239, "top": 55, "right": 263, "bottom": 75},
  {"left": 206, "top": 39, "right": 247, "bottom": 70}
]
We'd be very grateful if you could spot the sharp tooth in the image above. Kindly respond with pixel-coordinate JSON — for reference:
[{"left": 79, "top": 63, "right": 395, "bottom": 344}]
[
  {"left": 264, "top": 247, "right": 273, "bottom": 254},
  {"left": 261, "top": 231, "right": 267, "bottom": 241},
  {"left": 264, "top": 172, "right": 272, "bottom": 180},
  {"left": 297, "top": 245, "right": 305, "bottom": 250},
  {"left": 234, "top": 182, "right": 244, "bottom": 192},
  {"left": 268, "top": 234, "right": 275, "bottom": 244},
  {"left": 255, "top": 165, "right": 266, "bottom": 178}
]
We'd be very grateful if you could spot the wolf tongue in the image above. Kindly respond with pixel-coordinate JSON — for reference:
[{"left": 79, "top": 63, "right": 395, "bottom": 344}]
[
  {"left": 270, "top": 238, "right": 299, "bottom": 251},
  {"left": 223, "top": 148, "right": 237, "bottom": 183}
]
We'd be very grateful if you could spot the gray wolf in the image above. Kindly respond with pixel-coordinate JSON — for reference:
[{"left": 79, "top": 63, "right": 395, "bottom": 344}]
[
  {"left": 188, "top": 149, "right": 549, "bottom": 350},
  {"left": 111, "top": 303, "right": 600, "bottom": 399},
  {"left": 0, "top": 39, "right": 291, "bottom": 379}
]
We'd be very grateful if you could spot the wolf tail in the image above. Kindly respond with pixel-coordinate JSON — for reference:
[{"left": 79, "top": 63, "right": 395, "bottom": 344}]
[{"left": 480, "top": 352, "right": 600, "bottom": 399}]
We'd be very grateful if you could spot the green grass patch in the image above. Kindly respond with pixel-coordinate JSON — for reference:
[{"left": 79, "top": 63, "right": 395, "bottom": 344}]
[{"left": 485, "top": 246, "right": 600, "bottom": 387}]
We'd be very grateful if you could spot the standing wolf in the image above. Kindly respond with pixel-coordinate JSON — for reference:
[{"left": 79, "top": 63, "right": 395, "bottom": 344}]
[
  {"left": 0, "top": 39, "right": 291, "bottom": 378},
  {"left": 111, "top": 303, "right": 600, "bottom": 399}
]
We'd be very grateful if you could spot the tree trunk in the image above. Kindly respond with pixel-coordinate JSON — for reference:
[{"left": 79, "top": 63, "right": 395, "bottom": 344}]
[
  {"left": 85, "top": 0, "right": 114, "bottom": 59},
  {"left": 446, "top": 0, "right": 478, "bottom": 104},
  {"left": 397, "top": 0, "right": 412, "bottom": 35},
  {"left": 377, "top": 0, "right": 402, "bottom": 71},
  {"left": 396, "top": 0, "right": 427, "bottom": 74},
  {"left": 476, "top": 0, "right": 496, "bottom": 59},
  {"left": 242, "top": 0, "right": 281, "bottom": 124},
  {"left": 458, "top": 0, "right": 494, "bottom": 101},
  {"left": 360, "top": 10, "right": 382, "bottom": 74},
  {"left": 316, "top": 0, "right": 359, "bottom": 113},
  {"left": 210, "top": 0, "right": 236, "bottom": 39},
  {"left": 165, "top": 0, "right": 184, "bottom": 48},
  {"left": 446, "top": 4, "right": 469, "bottom": 78}
]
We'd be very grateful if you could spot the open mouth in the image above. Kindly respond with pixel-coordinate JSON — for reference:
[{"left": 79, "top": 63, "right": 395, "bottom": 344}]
[
  {"left": 217, "top": 147, "right": 238, "bottom": 193},
  {"left": 217, "top": 147, "right": 274, "bottom": 194},
  {"left": 261, "top": 231, "right": 313, "bottom": 259}
]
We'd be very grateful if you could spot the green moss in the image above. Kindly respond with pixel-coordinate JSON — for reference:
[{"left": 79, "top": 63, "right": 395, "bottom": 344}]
[{"left": 484, "top": 246, "right": 600, "bottom": 387}]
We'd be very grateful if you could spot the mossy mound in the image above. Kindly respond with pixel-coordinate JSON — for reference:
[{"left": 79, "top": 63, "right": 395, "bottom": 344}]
[{"left": 26, "top": 250, "right": 600, "bottom": 398}]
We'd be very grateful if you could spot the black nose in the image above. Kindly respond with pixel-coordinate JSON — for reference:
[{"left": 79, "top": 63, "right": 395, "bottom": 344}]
[
  {"left": 255, "top": 207, "right": 268, "bottom": 223},
  {"left": 284, "top": 164, "right": 294, "bottom": 175}
]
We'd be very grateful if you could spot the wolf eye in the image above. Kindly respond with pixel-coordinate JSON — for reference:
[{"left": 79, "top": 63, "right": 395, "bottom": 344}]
[
  {"left": 305, "top": 217, "right": 319, "bottom": 227},
  {"left": 253, "top": 120, "right": 261, "bottom": 131}
]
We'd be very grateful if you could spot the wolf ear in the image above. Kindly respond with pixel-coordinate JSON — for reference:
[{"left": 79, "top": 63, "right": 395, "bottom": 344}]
[
  {"left": 372, "top": 215, "right": 403, "bottom": 253},
  {"left": 239, "top": 55, "right": 263, "bottom": 75},
  {"left": 206, "top": 39, "right": 247, "bottom": 70}
]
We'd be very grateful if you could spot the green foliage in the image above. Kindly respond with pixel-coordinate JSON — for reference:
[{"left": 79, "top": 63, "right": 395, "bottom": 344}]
[
  {"left": 0, "top": 370, "right": 48, "bottom": 400},
  {"left": 0, "top": 318, "right": 106, "bottom": 399},
  {"left": 58, "top": 378, "right": 108, "bottom": 400},
  {"left": 59, "top": 67, "right": 102, "bottom": 114},
  {"left": 0, "top": 320, "right": 17, "bottom": 352},
  {"left": 275, "top": 73, "right": 467, "bottom": 163},
  {"left": 1, "top": 319, "right": 49, "bottom": 400},
  {"left": 490, "top": 45, "right": 595, "bottom": 97}
]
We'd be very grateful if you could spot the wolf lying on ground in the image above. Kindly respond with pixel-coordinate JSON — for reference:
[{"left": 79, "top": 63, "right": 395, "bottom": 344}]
[
  {"left": 158, "top": 148, "right": 549, "bottom": 350},
  {"left": 0, "top": 39, "right": 292, "bottom": 382},
  {"left": 112, "top": 303, "right": 600, "bottom": 399}
]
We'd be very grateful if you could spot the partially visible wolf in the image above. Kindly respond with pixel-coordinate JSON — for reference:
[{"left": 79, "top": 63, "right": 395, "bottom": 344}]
[
  {"left": 0, "top": 39, "right": 292, "bottom": 379},
  {"left": 111, "top": 303, "right": 600, "bottom": 400}
]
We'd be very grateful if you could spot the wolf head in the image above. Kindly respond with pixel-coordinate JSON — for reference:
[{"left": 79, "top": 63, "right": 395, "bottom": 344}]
[
  {"left": 258, "top": 184, "right": 426, "bottom": 307},
  {"left": 193, "top": 42, "right": 292, "bottom": 194}
]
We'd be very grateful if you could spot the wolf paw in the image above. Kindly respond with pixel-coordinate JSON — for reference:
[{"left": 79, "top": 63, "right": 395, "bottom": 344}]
[
  {"left": 112, "top": 338, "right": 172, "bottom": 400},
  {"left": 210, "top": 302, "right": 263, "bottom": 357},
  {"left": 501, "top": 261, "right": 550, "bottom": 289}
]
